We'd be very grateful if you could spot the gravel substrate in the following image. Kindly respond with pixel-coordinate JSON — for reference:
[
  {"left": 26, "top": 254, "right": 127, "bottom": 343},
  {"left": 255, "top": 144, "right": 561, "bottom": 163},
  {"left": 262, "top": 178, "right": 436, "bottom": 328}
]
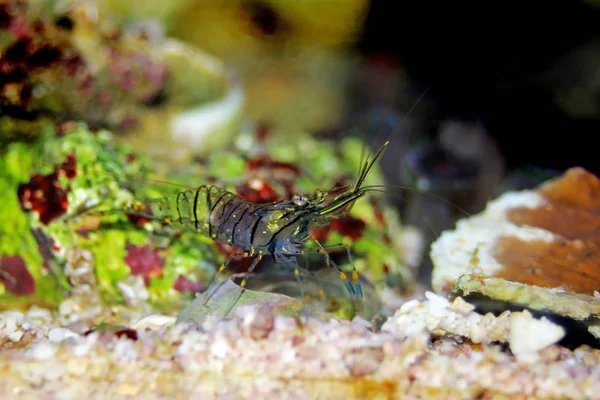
[{"left": 1, "top": 297, "right": 599, "bottom": 399}]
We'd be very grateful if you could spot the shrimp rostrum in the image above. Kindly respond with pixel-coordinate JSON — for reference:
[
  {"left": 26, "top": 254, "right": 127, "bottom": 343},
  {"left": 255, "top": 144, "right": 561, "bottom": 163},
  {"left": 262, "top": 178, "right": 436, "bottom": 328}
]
[{"left": 124, "top": 140, "right": 391, "bottom": 315}]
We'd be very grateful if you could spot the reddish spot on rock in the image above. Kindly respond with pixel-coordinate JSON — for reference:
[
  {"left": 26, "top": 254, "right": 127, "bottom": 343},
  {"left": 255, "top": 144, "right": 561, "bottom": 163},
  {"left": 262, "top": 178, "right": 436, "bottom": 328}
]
[
  {"left": 173, "top": 275, "right": 203, "bottom": 294},
  {"left": 310, "top": 224, "right": 331, "bottom": 242},
  {"left": 114, "top": 328, "right": 138, "bottom": 341},
  {"left": 310, "top": 215, "right": 366, "bottom": 242},
  {"left": 330, "top": 216, "right": 366, "bottom": 240},
  {"left": 126, "top": 211, "right": 151, "bottom": 227},
  {"left": 231, "top": 255, "right": 267, "bottom": 274},
  {"left": 60, "top": 153, "right": 77, "bottom": 179},
  {"left": 57, "top": 121, "right": 76, "bottom": 136},
  {"left": 213, "top": 243, "right": 265, "bottom": 273},
  {"left": 256, "top": 122, "right": 272, "bottom": 142},
  {"left": 247, "top": 154, "right": 300, "bottom": 176},
  {"left": 123, "top": 243, "right": 164, "bottom": 286},
  {"left": 382, "top": 263, "right": 390, "bottom": 275},
  {"left": 236, "top": 178, "right": 281, "bottom": 203},
  {"left": 0, "top": 255, "right": 35, "bottom": 296},
  {"left": 125, "top": 153, "right": 137, "bottom": 163},
  {"left": 17, "top": 154, "right": 77, "bottom": 225},
  {"left": 83, "top": 326, "right": 138, "bottom": 341},
  {"left": 18, "top": 172, "right": 68, "bottom": 225}
]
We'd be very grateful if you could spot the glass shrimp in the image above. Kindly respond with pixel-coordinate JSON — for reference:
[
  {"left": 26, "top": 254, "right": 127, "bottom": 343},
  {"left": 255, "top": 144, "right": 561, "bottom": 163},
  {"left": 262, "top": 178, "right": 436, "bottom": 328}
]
[{"left": 121, "top": 141, "right": 391, "bottom": 316}]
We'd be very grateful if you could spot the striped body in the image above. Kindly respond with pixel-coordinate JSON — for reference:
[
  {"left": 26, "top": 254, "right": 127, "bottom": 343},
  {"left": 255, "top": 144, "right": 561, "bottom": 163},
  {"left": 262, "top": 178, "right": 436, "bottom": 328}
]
[{"left": 129, "top": 185, "right": 317, "bottom": 261}]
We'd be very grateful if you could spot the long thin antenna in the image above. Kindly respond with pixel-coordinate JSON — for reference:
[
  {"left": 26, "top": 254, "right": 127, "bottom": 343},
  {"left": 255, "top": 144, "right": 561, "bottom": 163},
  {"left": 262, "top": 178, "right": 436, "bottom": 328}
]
[
  {"left": 382, "top": 84, "right": 431, "bottom": 145},
  {"left": 353, "top": 84, "right": 431, "bottom": 190},
  {"left": 105, "top": 171, "right": 194, "bottom": 190}
]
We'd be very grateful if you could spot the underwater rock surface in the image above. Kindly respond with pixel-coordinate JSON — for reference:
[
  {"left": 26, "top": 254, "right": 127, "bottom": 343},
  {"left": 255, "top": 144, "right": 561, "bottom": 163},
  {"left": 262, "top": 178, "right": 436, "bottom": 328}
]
[{"left": 431, "top": 167, "right": 600, "bottom": 342}]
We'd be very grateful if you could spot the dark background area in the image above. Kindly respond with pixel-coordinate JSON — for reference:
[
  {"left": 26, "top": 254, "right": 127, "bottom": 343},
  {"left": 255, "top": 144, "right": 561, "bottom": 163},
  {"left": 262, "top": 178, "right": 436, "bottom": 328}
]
[{"left": 355, "top": 0, "right": 600, "bottom": 176}]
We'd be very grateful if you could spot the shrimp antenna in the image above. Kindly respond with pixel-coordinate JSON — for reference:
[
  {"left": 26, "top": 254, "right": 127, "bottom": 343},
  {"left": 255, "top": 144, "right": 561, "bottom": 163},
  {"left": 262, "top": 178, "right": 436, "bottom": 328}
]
[
  {"left": 103, "top": 171, "right": 195, "bottom": 190},
  {"left": 354, "top": 84, "right": 431, "bottom": 191},
  {"left": 383, "top": 83, "right": 431, "bottom": 145}
]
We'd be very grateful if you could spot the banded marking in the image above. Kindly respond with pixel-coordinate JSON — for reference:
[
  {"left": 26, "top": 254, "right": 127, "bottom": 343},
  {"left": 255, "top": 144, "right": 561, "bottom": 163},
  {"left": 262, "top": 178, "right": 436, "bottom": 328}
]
[
  {"left": 193, "top": 185, "right": 203, "bottom": 230},
  {"left": 231, "top": 206, "right": 250, "bottom": 246},
  {"left": 216, "top": 200, "right": 244, "bottom": 238},
  {"left": 264, "top": 210, "right": 311, "bottom": 247},
  {"left": 249, "top": 215, "right": 263, "bottom": 244}
]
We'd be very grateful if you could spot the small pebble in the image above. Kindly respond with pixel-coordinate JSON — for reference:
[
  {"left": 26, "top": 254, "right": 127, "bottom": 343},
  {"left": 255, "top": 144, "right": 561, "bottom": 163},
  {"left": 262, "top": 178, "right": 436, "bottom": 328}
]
[
  {"left": 28, "top": 342, "right": 58, "bottom": 360},
  {"left": 131, "top": 314, "right": 176, "bottom": 330},
  {"left": 48, "top": 328, "right": 79, "bottom": 343},
  {"left": 8, "top": 330, "right": 24, "bottom": 342}
]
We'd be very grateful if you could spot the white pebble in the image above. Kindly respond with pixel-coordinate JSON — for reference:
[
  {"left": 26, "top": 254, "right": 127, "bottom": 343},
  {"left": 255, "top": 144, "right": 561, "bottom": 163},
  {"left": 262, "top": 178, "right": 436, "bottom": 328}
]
[
  {"left": 3, "top": 311, "right": 24, "bottom": 326},
  {"left": 450, "top": 297, "right": 476, "bottom": 314},
  {"left": 8, "top": 330, "right": 24, "bottom": 342},
  {"left": 426, "top": 292, "right": 450, "bottom": 318},
  {"left": 470, "top": 325, "right": 486, "bottom": 343},
  {"left": 131, "top": 314, "right": 176, "bottom": 330},
  {"left": 509, "top": 312, "right": 565, "bottom": 355},
  {"left": 3, "top": 318, "right": 17, "bottom": 335},
  {"left": 425, "top": 291, "right": 449, "bottom": 305},
  {"left": 28, "top": 342, "right": 58, "bottom": 360},
  {"left": 48, "top": 328, "right": 79, "bottom": 343},
  {"left": 26, "top": 307, "right": 52, "bottom": 324},
  {"left": 211, "top": 336, "right": 230, "bottom": 358},
  {"left": 398, "top": 299, "right": 420, "bottom": 314}
]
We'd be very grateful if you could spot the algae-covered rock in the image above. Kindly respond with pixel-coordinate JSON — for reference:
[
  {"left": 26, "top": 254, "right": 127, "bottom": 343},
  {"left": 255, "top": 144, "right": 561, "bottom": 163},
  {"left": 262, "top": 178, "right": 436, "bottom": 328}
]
[
  {"left": 1, "top": 120, "right": 419, "bottom": 322},
  {"left": 0, "top": 1, "right": 242, "bottom": 158},
  {"left": 431, "top": 167, "right": 600, "bottom": 343},
  {"left": 0, "top": 123, "right": 220, "bottom": 314}
]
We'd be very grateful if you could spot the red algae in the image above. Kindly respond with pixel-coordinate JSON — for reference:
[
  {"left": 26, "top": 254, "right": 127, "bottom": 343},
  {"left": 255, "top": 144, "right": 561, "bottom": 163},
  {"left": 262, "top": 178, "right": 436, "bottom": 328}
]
[
  {"left": 173, "top": 275, "right": 203, "bottom": 294},
  {"left": 123, "top": 244, "right": 164, "bottom": 287},
  {"left": 0, "top": 255, "right": 35, "bottom": 296},
  {"left": 236, "top": 177, "right": 281, "bottom": 203},
  {"left": 17, "top": 153, "right": 77, "bottom": 225}
]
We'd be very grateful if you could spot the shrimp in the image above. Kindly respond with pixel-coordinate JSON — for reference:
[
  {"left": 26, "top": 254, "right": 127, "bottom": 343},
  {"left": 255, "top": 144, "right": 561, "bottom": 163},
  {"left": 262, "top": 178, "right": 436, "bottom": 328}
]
[{"left": 120, "top": 141, "right": 390, "bottom": 315}]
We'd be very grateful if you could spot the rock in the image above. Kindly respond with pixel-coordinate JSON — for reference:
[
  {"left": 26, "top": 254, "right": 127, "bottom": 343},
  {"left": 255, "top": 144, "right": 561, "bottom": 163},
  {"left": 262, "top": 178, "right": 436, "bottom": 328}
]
[{"left": 431, "top": 167, "right": 600, "bottom": 344}]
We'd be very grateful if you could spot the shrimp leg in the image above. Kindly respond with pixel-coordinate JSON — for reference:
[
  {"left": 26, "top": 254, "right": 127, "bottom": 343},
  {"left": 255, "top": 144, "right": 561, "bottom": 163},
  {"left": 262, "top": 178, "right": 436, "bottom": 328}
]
[
  {"left": 311, "top": 240, "right": 364, "bottom": 314},
  {"left": 223, "top": 253, "right": 264, "bottom": 317},
  {"left": 202, "top": 251, "right": 245, "bottom": 306},
  {"left": 320, "top": 243, "right": 363, "bottom": 299},
  {"left": 278, "top": 257, "right": 327, "bottom": 312}
]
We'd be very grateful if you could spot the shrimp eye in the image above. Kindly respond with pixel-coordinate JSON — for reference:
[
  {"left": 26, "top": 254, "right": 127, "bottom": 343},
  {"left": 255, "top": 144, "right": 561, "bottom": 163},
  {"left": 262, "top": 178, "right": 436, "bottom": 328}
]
[{"left": 293, "top": 194, "right": 308, "bottom": 207}]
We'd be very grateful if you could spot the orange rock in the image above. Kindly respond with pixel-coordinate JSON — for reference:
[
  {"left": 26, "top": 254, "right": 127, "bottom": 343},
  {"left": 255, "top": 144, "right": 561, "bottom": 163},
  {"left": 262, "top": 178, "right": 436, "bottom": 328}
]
[{"left": 494, "top": 167, "right": 600, "bottom": 295}]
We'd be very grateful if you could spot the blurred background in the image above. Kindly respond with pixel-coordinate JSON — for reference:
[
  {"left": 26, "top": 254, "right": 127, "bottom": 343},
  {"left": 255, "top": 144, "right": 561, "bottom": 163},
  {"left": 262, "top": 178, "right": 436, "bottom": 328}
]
[{"left": 5, "top": 0, "right": 600, "bottom": 283}]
